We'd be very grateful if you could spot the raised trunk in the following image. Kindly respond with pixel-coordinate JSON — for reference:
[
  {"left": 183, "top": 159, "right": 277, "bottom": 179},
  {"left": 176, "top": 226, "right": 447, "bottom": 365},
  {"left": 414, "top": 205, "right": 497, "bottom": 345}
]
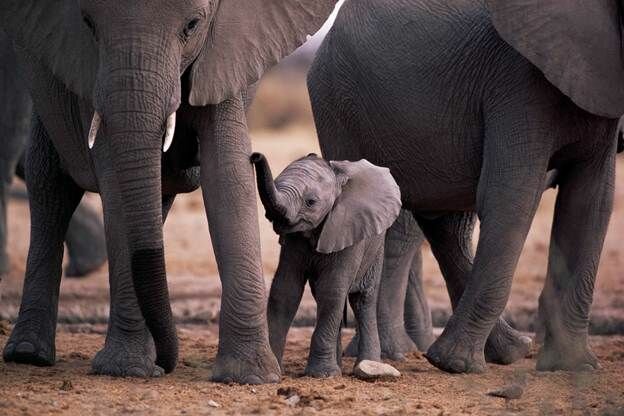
[{"left": 250, "top": 153, "right": 288, "bottom": 223}]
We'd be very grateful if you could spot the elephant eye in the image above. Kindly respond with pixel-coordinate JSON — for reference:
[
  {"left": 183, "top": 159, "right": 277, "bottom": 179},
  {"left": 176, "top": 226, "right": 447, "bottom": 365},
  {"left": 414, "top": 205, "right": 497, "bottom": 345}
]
[
  {"left": 305, "top": 198, "right": 317, "bottom": 208},
  {"left": 183, "top": 18, "right": 201, "bottom": 37}
]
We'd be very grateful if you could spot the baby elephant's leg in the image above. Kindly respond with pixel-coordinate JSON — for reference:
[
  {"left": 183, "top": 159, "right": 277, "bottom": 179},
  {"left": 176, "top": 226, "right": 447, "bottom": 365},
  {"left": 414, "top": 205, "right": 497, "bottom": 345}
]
[
  {"left": 351, "top": 251, "right": 383, "bottom": 363},
  {"left": 306, "top": 277, "right": 350, "bottom": 378}
]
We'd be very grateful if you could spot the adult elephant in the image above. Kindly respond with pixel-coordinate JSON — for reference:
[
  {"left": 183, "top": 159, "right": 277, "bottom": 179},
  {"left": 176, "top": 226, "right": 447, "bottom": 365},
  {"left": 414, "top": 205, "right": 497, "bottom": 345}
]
[
  {"left": 1, "top": 0, "right": 337, "bottom": 383},
  {"left": 307, "top": 0, "right": 622, "bottom": 373},
  {"left": 0, "top": 31, "right": 106, "bottom": 277}
]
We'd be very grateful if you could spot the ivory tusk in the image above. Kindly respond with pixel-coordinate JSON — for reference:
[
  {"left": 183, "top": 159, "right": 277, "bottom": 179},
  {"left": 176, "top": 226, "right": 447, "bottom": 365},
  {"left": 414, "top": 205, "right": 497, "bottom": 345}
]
[
  {"left": 88, "top": 111, "right": 101, "bottom": 149},
  {"left": 163, "top": 112, "right": 176, "bottom": 152}
]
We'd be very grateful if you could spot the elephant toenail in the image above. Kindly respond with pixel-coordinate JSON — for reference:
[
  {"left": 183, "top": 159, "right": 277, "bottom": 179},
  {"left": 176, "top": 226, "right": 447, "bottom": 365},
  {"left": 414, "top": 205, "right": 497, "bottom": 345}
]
[{"left": 449, "top": 359, "right": 466, "bottom": 372}]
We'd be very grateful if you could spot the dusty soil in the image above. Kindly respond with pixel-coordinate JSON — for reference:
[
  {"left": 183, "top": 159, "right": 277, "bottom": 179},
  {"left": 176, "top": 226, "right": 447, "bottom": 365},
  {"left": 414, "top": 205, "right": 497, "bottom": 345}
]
[{"left": 0, "top": 325, "right": 623, "bottom": 416}]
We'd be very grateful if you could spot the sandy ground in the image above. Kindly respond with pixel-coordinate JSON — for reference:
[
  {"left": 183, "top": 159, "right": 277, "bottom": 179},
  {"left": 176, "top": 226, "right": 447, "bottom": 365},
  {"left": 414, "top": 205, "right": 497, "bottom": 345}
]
[
  {"left": 0, "top": 325, "right": 623, "bottom": 416},
  {"left": 1, "top": 127, "right": 624, "bottom": 414}
]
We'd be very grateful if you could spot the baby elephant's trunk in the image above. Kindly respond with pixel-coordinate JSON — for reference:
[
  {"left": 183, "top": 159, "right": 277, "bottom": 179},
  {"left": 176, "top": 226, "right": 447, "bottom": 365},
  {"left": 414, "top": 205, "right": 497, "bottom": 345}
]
[{"left": 250, "top": 153, "right": 289, "bottom": 224}]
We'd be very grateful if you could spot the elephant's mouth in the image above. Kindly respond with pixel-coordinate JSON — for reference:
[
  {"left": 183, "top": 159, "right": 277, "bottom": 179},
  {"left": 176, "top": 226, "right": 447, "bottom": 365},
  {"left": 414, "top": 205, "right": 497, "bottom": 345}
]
[{"left": 272, "top": 218, "right": 314, "bottom": 235}]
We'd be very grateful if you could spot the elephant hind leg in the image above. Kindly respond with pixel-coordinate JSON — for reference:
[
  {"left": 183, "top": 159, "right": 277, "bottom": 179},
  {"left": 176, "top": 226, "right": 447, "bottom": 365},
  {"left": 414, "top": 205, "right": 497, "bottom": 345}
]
[
  {"left": 64, "top": 199, "right": 107, "bottom": 278},
  {"left": 3, "top": 116, "right": 83, "bottom": 366},
  {"left": 537, "top": 128, "right": 616, "bottom": 372}
]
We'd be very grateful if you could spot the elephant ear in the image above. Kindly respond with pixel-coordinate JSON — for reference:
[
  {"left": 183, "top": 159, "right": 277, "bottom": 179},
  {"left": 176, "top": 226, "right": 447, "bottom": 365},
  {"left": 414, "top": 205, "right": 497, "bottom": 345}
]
[
  {"left": 189, "top": 0, "right": 338, "bottom": 106},
  {"left": 487, "top": 0, "right": 624, "bottom": 118},
  {"left": 0, "top": 0, "right": 97, "bottom": 99},
  {"left": 316, "top": 160, "right": 402, "bottom": 254}
]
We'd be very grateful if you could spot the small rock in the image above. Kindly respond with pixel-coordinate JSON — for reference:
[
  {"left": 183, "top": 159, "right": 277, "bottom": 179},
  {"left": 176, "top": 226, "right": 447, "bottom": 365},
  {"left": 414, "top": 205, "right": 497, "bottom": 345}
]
[
  {"left": 333, "top": 384, "right": 346, "bottom": 390},
  {"left": 207, "top": 400, "right": 220, "bottom": 408},
  {"left": 60, "top": 380, "right": 73, "bottom": 391},
  {"left": 277, "top": 387, "right": 300, "bottom": 398},
  {"left": 353, "top": 360, "right": 401, "bottom": 380},
  {"left": 487, "top": 384, "right": 524, "bottom": 400},
  {"left": 141, "top": 390, "right": 159, "bottom": 400},
  {"left": 285, "top": 394, "right": 301, "bottom": 407}
]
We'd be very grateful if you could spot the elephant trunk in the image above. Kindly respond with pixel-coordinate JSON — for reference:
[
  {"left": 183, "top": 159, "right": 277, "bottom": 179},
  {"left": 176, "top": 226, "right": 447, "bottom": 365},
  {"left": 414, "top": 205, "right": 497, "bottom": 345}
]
[
  {"left": 250, "top": 153, "right": 289, "bottom": 224},
  {"left": 100, "top": 68, "right": 179, "bottom": 372}
]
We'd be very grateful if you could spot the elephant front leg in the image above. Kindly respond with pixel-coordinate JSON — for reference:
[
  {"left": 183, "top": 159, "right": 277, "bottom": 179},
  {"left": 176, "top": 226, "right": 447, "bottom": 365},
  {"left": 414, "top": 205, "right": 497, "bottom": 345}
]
[
  {"left": 3, "top": 117, "right": 83, "bottom": 366},
  {"left": 418, "top": 212, "right": 532, "bottom": 366},
  {"left": 198, "top": 97, "right": 279, "bottom": 384},
  {"left": 267, "top": 244, "right": 307, "bottom": 369},
  {"left": 425, "top": 120, "right": 548, "bottom": 374},
  {"left": 91, "top": 195, "right": 176, "bottom": 377},
  {"left": 537, "top": 140, "right": 615, "bottom": 372}
]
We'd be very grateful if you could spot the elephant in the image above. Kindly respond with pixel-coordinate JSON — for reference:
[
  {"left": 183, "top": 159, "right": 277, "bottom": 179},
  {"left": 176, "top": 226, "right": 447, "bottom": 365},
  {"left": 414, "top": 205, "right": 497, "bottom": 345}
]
[
  {"left": 0, "top": 30, "right": 106, "bottom": 277},
  {"left": 308, "top": 0, "right": 622, "bottom": 373},
  {"left": 250, "top": 152, "right": 401, "bottom": 377},
  {"left": 1, "top": 0, "right": 338, "bottom": 383}
]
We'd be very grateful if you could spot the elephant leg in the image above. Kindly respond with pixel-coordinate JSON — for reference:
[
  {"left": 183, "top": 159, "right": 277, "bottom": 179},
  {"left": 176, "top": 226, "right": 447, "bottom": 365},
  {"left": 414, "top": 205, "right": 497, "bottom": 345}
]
[
  {"left": 403, "top": 244, "right": 434, "bottom": 352},
  {"left": 536, "top": 139, "right": 615, "bottom": 372},
  {"left": 418, "top": 212, "right": 532, "bottom": 366},
  {"left": 425, "top": 120, "right": 547, "bottom": 374},
  {"left": 64, "top": 199, "right": 107, "bottom": 278},
  {"left": 3, "top": 116, "right": 83, "bottom": 366},
  {"left": 197, "top": 97, "right": 279, "bottom": 384},
  {"left": 267, "top": 243, "right": 306, "bottom": 369},
  {"left": 344, "top": 211, "right": 420, "bottom": 360},
  {"left": 92, "top": 195, "right": 176, "bottom": 377},
  {"left": 306, "top": 289, "right": 346, "bottom": 378},
  {"left": 351, "top": 254, "right": 382, "bottom": 364}
]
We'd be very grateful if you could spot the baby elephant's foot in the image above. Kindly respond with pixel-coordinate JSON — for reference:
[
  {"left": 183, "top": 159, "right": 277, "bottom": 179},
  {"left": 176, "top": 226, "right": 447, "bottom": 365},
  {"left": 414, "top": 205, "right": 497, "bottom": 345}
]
[
  {"left": 536, "top": 339, "right": 599, "bottom": 372},
  {"left": 92, "top": 327, "right": 162, "bottom": 377},
  {"left": 425, "top": 328, "right": 486, "bottom": 374},
  {"left": 3, "top": 313, "right": 56, "bottom": 366},
  {"left": 305, "top": 359, "right": 342, "bottom": 378},
  {"left": 485, "top": 319, "right": 532, "bottom": 365}
]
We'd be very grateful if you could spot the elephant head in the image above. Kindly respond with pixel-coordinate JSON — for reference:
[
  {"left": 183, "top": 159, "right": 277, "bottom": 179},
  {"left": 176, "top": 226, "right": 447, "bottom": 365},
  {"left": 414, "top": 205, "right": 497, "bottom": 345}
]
[
  {"left": 0, "top": 0, "right": 337, "bottom": 373},
  {"left": 486, "top": 0, "right": 624, "bottom": 118},
  {"left": 251, "top": 153, "right": 402, "bottom": 253}
]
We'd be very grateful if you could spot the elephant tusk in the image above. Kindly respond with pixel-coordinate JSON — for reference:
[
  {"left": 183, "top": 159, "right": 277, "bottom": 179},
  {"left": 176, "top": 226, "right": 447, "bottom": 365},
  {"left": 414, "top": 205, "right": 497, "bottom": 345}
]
[
  {"left": 88, "top": 111, "right": 101, "bottom": 149},
  {"left": 163, "top": 112, "right": 176, "bottom": 152}
]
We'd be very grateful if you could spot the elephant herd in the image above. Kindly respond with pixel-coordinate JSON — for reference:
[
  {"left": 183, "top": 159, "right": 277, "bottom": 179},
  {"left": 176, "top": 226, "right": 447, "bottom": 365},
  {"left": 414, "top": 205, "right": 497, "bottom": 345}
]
[{"left": 0, "top": 0, "right": 623, "bottom": 384}]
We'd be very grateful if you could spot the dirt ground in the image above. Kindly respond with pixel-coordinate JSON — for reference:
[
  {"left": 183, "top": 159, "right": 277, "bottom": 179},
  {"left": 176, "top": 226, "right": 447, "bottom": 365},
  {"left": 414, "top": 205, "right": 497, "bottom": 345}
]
[{"left": 0, "top": 325, "right": 623, "bottom": 416}]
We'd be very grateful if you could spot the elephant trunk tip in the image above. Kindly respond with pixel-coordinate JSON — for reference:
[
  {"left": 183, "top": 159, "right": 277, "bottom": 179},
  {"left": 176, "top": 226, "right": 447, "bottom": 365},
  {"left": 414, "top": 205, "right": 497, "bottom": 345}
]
[{"left": 250, "top": 152, "right": 265, "bottom": 164}]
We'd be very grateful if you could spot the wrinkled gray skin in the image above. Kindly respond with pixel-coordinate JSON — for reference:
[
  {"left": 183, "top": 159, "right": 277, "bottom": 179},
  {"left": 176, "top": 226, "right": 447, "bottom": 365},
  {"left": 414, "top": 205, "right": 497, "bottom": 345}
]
[
  {"left": 309, "top": 0, "right": 621, "bottom": 373},
  {"left": 345, "top": 209, "right": 532, "bottom": 366},
  {"left": 251, "top": 153, "right": 400, "bottom": 378},
  {"left": 1, "top": 0, "right": 337, "bottom": 383},
  {"left": 0, "top": 32, "right": 106, "bottom": 278},
  {"left": 351, "top": 170, "right": 565, "bottom": 362}
]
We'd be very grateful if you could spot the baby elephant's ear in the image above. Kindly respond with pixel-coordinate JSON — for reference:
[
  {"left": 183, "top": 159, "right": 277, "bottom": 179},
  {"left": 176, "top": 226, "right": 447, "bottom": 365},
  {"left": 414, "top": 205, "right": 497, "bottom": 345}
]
[{"left": 316, "top": 160, "right": 401, "bottom": 254}]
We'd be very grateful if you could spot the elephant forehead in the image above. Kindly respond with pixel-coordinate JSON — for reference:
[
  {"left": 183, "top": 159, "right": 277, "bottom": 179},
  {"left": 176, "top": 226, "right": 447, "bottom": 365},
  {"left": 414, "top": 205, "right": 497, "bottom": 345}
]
[{"left": 279, "top": 159, "right": 334, "bottom": 184}]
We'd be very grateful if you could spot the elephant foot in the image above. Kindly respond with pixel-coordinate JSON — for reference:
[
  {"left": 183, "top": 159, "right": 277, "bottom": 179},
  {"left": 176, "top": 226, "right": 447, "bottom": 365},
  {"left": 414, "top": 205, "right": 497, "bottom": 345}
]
[
  {"left": 425, "top": 327, "right": 486, "bottom": 374},
  {"left": 305, "top": 359, "right": 342, "bottom": 378},
  {"left": 405, "top": 327, "right": 435, "bottom": 352},
  {"left": 211, "top": 342, "right": 281, "bottom": 385},
  {"left": 64, "top": 254, "right": 107, "bottom": 278},
  {"left": 3, "top": 312, "right": 56, "bottom": 366},
  {"left": 484, "top": 319, "right": 532, "bottom": 365},
  {"left": 91, "top": 327, "right": 162, "bottom": 377},
  {"left": 536, "top": 338, "right": 599, "bottom": 372}
]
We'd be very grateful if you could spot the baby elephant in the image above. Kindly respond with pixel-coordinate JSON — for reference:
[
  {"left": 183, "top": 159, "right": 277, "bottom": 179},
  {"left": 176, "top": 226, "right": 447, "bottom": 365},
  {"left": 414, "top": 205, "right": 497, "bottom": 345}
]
[{"left": 251, "top": 152, "right": 402, "bottom": 378}]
